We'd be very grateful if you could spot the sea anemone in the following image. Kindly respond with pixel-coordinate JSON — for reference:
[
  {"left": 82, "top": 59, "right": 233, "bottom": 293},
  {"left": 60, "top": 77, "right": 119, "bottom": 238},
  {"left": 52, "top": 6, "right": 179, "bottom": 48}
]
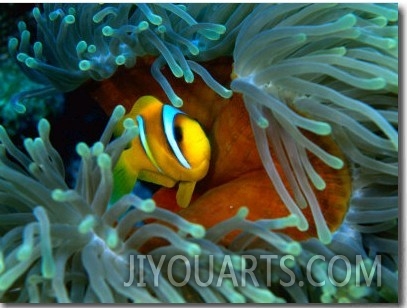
[
  {"left": 8, "top": 3, "right": 235, "bottom": 107},
  {"left": 230, "top": 3, "right": 398, "bottom": 244},
  {"left": 1, "top": 3, "right": 398, "bottom": 303},
  {"left": 0, "top": 105, "right": 395, "bottom": 303}
]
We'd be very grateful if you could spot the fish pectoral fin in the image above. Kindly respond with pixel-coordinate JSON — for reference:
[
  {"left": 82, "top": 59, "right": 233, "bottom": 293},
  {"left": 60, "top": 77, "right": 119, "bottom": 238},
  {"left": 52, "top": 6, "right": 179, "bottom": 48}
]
[
  {"left": 176, "top": 181, "right": 197, "bottom": 208},
  {"left": 138, "top": 170, "right": 176, "bottom": 187}
]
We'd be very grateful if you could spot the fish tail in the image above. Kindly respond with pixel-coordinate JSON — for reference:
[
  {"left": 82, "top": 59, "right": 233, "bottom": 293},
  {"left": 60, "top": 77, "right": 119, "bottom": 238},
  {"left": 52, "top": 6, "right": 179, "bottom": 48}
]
[{"left": 111, "top": 154, "right": 138, "bottom": 203}]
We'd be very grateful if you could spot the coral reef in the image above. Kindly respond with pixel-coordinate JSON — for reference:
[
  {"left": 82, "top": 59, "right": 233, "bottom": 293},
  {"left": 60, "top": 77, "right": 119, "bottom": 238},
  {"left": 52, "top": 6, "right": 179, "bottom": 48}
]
[
  {"left": 0, "top": 58, "right": 64, "bottom": 138},
  {"left": 0, "top": 3, "right": 398, "bottom": 303},
  {"left": 0, "top": 4, "right": 34, "bottom": 58}
]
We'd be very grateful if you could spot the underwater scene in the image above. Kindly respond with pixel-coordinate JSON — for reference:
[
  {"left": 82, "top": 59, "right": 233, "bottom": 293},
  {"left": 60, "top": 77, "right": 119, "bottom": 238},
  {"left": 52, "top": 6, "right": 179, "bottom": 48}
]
[{"left": 0, "top": 3, "right": 398, "bottom": 304}]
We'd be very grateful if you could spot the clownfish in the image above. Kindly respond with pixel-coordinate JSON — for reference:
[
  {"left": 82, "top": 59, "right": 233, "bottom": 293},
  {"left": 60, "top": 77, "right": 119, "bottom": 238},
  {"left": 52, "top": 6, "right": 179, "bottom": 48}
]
[{"left": 112, "top": 96, "right": 211, "bottom": 208}]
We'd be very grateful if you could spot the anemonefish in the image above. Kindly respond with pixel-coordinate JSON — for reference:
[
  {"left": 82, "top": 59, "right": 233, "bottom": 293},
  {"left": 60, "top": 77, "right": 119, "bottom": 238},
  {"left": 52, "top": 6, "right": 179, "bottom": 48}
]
[{"left": 111, "top": 96, "right": 211, "bottom": 208}]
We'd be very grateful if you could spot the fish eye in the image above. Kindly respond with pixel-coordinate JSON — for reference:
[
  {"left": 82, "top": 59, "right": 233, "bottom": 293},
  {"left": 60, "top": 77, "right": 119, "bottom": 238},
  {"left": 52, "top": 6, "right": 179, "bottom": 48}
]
[{"left": 174, "top": 125, "right": 183, "bottom": 143}]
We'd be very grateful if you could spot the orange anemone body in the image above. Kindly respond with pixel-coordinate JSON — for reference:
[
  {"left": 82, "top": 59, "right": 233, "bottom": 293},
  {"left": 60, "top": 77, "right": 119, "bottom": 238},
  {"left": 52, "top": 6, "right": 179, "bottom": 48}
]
[{"left": 88, "top": 56, "right": 352, "bottom": 247}]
